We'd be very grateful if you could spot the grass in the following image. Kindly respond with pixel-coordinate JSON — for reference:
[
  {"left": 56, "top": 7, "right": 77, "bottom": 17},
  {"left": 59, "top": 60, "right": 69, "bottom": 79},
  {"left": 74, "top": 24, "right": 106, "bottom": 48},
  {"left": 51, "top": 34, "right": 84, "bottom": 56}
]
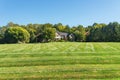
[{"left": 0, "top": 42, "right": 120, "bottom": 79}]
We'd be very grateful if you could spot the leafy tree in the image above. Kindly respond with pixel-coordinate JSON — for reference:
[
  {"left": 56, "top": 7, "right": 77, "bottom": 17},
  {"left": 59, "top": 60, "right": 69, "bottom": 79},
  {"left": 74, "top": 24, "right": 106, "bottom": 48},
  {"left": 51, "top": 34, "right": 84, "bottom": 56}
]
[
  {"left": 0, "top": 22, "right": 120, "bottom": 43},
  {"left": 0, "top": 27, "right": 7, "bottom": 43},
  {"left": 87, "top": 23, "right": 107, "bottom": 42},
  {"left": 114, "top": 23, "right": 120, "bottom": 41},
  {"left": 26, "top": 28, "right": 36, "bottom": 43},
  {"left": 37, "top": 28, "right": 56, "bottom": 42},
  {"left": 6, "top": 22, "right": 19, "bottom": 27},
  {"left": 4, "top": 27, "right": 30, "bottom": 43},
  {"left": 105, "top": 22, "right": 120, "bottom": 42},
  {"left": 64, "top": 25, "right": 70, "bottom": 33},
  {"left": 70, "top": 27, "right": 77, "bottom": 33},
  {"left": 34, "top": 23, "right": 55, "bottom": 42},
  {"left": 57, "top": 25, "right": 65, "bottom": 32},
  {"left": 73, "top": 25, "right": 86, "bottom": 42},
  {"left": 54, "top": 23, "right": 67, "bottom": 32}
]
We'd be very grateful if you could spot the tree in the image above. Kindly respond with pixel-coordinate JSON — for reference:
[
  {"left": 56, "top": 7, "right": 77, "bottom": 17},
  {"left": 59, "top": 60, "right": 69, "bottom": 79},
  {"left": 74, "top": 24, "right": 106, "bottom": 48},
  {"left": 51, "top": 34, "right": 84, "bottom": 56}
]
[
  {"left": 0, "top": 22, "right": 120, "bottom": 43},
  {"left": 87, "top": 23, "right": 107, "bottom": 42},
  {"left": 37, "top": 28, "right": 56, "bottom": 42},
  {"left": 56, "top": 25, "right": 65, "bottom": 32},
  {"left": 105, "top": 22, "right": 120, "bottom": 42},
  {"left": 73, "top": 25, "right": 86, "bottom": 42},
  {"left": 4, "top": 27, "right": 30, "bottom": 43},
  {"left": 6, "top": 22, "right": 19, "bottom": 27},
  {"left": 26, "top": 28, "right": 36, "bottom": 43},
  {"left": 0, "top": 27, "right": 7, "bottom": 43},
  {"left": 64, "top": 25, "right": 70, "bottom": 33},
  {"left": 54, "top": 23, "right": 67, "bottom": 32},
  {"left": 114, "top": 23, "right": 120, "bottom": 41},
  {"left": 35, "top": 23, "right": 55, "bottom": 42}
]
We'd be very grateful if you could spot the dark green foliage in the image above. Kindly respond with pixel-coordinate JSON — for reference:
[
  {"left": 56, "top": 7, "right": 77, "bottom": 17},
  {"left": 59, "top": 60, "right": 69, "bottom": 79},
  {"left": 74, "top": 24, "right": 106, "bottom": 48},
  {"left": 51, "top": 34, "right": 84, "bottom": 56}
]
[
  {"left": 25, "top": 28, "right": 36, "bottom": 43},
  {"left": 4, "top": 27, "right": 30, "bottom": 43},
  {"left": 54, "top": 23, "right": 70, "bottom": 33},
  {"left": 105, "top": 22, "right": 120, "bottom": 42},
  {"left": 73, "top": 25, "right": 86, "bottom": 42},
  {"left": 37, "top": 24, "right": 56, "bottom": 42},
  {"left": 0, "top": 34, "right": 4, "bottom": 43},
  {"left": 0, "top": 27, "right": 7, "bottom": 43},
  {"left": 87, "top": 22, "right": 120, "bottom": 42},
  {"left": 88, "top": 24, "right": 105, "bottom": 42},
  {"left": 0, "top": 22, "right": 120, "bottom": 43}
]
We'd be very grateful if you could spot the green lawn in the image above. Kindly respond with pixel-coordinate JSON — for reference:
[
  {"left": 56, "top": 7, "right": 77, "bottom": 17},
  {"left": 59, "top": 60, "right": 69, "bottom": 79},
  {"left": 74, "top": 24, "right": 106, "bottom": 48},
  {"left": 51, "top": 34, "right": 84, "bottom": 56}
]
[{"left": 0, "top": 42, "right": 120, "bottom": 80}]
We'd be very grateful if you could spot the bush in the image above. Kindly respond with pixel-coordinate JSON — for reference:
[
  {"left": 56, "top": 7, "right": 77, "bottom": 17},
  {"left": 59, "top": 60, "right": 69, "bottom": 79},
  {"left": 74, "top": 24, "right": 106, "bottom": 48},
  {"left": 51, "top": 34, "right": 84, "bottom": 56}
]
[{"left": 4, "top": 27, "right": 30, "bottom": 43}]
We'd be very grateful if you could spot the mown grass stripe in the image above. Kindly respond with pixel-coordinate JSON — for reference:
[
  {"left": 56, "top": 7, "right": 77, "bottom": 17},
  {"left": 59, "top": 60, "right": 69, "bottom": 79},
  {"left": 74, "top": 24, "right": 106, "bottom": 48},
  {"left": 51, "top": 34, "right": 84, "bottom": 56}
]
[{"left": 0, "top": 42, "right": 120, "bottom": 79}]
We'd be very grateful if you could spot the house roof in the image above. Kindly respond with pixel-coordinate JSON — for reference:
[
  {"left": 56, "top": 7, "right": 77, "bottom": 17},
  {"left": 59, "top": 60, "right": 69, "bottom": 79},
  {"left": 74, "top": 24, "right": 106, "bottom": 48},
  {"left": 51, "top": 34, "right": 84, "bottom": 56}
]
[{"left": 56, "top": 31, "right": 68, "bottom": 36}]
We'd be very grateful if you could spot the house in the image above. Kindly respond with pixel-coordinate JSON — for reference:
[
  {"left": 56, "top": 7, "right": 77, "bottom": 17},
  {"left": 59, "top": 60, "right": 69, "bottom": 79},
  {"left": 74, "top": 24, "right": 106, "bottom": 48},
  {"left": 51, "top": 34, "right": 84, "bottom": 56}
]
[
  {"left": 55, "top": 31, "right": 68, "bottom": 40},
  {"left": 68, "top": 33, "right": 75, "bottom": 41}
]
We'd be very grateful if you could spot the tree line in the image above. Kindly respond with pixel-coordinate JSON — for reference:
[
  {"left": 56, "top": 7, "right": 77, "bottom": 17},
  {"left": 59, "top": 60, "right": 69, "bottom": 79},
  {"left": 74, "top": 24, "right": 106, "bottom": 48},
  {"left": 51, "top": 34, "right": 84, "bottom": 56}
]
[{"left": 0, "top": 22, "right": 120, "bottom": 43}]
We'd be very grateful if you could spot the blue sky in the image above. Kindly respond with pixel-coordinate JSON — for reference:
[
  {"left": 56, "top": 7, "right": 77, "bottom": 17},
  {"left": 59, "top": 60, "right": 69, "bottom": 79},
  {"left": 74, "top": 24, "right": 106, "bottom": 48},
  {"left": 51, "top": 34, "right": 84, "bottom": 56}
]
[{"left": 0, "top": 0, "right": 120, "bottom": 27}]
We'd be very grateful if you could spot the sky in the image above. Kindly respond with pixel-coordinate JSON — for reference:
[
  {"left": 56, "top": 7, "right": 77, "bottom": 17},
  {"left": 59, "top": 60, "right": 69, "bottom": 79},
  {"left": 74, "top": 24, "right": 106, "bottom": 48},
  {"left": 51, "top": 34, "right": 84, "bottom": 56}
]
[{"left": 0, "top": 0, "right": 120, "bottom": 27}]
